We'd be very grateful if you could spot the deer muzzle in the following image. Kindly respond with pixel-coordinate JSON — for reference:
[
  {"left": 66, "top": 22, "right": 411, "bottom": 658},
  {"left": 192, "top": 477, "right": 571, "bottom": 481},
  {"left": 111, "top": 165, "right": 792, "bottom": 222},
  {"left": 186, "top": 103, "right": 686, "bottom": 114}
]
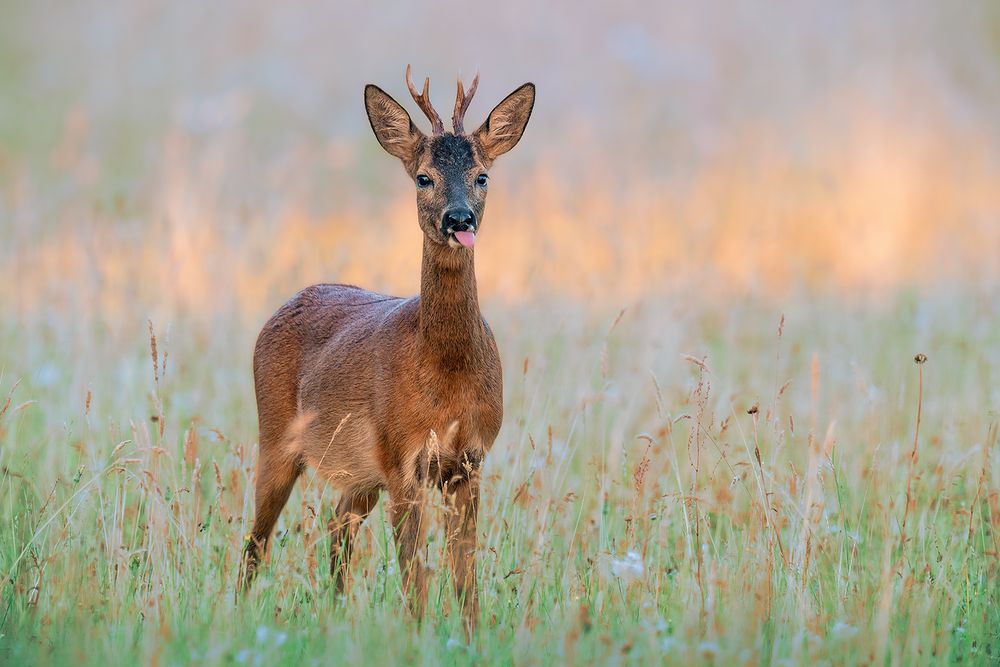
[{"left": 442, "top": 208, "right": 477, "bottom": 248}]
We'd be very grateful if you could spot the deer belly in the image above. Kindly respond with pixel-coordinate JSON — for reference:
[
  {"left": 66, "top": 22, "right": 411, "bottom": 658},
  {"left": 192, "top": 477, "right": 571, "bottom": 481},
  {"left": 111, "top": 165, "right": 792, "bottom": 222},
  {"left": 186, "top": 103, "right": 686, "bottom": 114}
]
[{"left": 297, "top": 411, "right": 384, "bottom": 490}]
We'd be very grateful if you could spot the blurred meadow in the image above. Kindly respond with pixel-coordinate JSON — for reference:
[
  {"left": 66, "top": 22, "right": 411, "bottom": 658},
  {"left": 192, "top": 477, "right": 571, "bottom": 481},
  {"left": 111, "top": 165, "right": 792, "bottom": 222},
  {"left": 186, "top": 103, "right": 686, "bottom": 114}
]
[{"left": 1, "top": 1, "right": 1000, "bottom": 665}]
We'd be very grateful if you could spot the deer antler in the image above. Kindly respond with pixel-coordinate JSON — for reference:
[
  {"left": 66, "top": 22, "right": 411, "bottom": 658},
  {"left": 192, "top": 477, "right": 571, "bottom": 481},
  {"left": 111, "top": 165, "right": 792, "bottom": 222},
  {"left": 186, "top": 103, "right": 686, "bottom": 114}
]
[
  {"left": 452, "top": 71, "right": 480, "bottom": 135},
  {"left": 405, "top": 64, "right": 444, "bottom": 135}
]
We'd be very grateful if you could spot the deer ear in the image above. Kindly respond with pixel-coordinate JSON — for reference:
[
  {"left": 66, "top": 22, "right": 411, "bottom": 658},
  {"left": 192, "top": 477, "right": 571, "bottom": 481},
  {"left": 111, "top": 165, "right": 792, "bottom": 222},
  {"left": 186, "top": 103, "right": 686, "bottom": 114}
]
[
  {"left": 475, "top": 83, "right": 535, "bottom": 161},
  {"left": 365, "top": 84, "right": 424, "bottom": 164}
]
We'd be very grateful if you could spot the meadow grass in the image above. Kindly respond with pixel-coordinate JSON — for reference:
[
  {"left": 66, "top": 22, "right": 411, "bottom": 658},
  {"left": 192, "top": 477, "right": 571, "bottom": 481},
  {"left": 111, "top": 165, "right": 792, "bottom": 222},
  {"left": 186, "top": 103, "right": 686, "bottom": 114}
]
[{"left": 0, "top": 290, "right": 997, "bottom": 665}]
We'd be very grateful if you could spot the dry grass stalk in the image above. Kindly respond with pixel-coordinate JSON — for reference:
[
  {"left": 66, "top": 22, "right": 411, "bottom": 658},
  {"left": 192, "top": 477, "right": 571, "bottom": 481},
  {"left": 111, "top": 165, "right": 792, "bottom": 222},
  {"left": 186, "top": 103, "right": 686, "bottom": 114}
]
[
  {"left": 900, "top": 353, "right": 927, "bottom": 546},
  {"left": 968, "top": 421, "right": 996, "bottom": 543}
]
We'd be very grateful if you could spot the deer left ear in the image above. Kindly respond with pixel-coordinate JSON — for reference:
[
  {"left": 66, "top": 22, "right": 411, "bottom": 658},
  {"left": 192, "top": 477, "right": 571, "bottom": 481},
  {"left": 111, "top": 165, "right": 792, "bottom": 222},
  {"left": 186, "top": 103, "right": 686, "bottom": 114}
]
[
  {"left": 365, "top": 84, "right": 424, "bottom": 166},
  {"left": 474, "top": 83, "right": 535, "bottom": 161}
]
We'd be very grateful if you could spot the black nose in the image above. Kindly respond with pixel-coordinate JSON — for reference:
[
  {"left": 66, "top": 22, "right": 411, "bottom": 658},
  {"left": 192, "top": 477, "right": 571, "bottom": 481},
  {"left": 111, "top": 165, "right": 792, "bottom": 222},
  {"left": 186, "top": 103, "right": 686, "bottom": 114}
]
[{"left": 442, "top": 208, "right": 475, "bottom": 232}]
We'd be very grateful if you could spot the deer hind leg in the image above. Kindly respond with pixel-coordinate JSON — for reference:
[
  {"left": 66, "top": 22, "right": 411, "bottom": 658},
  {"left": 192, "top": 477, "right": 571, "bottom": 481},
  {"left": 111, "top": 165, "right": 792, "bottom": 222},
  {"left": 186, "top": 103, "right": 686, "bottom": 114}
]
[
  {"left": 387, "top": 477, "right": 429, "bottom": 617},
  {"left": 241, "top": 446, "right": 302, "bottom": 592},
  {"left": 444, "top": 469, "right": 481, "bottom": 636},
  {"left": 329, "top": 488, "right": 379, "bottom": 593}
]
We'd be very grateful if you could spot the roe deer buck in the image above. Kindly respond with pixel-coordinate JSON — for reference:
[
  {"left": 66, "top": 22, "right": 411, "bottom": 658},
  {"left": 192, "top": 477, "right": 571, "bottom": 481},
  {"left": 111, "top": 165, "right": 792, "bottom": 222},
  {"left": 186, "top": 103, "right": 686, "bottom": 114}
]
[{"left": 240, "top": 66, "right": 534, "bottom": 631}]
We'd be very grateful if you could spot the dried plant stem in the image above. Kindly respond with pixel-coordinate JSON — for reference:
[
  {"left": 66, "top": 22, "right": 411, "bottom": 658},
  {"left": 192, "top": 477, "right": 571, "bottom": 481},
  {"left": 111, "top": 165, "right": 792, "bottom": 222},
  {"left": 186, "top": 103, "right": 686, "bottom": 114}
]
[
  {"left": 148, "top": 320, "right": 165, "bottom": 441},
  {"left": 684, "top": 359, "right": 709, "bottom": 621},
  {"left": 900, "top": 355, "right": 926, "bottom": 546},
  {"left": 749, "top": 411, "right": 787, "bottom": 567},
  {"left": 968, "top": 421, "right": 996, "bottom": 543}
]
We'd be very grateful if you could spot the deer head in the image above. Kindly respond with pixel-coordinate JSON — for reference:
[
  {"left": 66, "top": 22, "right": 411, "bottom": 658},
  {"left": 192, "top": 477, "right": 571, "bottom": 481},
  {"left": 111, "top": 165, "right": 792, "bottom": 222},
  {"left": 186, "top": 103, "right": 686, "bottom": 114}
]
[{"left": 365, "top": 66, "right": 535, "bottom": 249}]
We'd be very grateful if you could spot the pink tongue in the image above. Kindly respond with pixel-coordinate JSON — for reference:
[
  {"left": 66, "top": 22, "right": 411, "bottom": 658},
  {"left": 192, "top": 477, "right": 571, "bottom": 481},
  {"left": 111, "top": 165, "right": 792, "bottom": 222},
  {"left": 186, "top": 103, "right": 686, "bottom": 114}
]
[{"left": 454, "top": 231, "right": 476, "bottom": 247}]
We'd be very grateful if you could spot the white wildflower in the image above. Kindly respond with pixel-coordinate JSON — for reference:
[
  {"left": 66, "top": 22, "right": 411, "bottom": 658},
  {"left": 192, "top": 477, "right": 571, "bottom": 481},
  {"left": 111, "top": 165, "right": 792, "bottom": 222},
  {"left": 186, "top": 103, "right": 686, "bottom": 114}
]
[
  {"left": 255, "top": 625, "right": 288, "bottom": 647},
  {"left": 830, "top": 621, "right": 859, "bottom": 640},
  {"left": 660, "top": 637, "right": 685, "bottom": 654},
  {"left": 235, "top": 648, "right": 261, "bottom": 666},
  {"left": 610, "top": 551, "right": 644, "bottom": 582}
]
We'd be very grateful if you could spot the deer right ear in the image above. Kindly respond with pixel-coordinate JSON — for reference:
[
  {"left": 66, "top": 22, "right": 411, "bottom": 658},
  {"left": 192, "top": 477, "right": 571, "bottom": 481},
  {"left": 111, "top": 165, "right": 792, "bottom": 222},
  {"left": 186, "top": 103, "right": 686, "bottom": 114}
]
[
  {"left": 365, "top": 84, "right": 424, "bottom": 165},
  {"left": 475, "top": 83, "right": 535, "bottom": 162}
]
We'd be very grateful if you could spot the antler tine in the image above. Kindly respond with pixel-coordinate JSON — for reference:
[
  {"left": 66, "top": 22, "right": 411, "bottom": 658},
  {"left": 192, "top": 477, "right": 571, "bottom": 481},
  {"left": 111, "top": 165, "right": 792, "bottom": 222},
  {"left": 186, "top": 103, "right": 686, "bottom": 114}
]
[
  {"left": 452, "top": 71, "right": 480, "bottom": 135},
  {"left": 405, "top": 64, "right": 444, "bottom": 135}
]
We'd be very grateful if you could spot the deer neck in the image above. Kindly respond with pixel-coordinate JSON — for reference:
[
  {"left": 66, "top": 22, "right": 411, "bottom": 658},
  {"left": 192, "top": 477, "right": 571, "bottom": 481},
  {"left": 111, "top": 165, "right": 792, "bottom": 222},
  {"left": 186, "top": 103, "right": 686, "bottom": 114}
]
[{"left": 418, "top": 236, "right": 488, "bottom": 370}]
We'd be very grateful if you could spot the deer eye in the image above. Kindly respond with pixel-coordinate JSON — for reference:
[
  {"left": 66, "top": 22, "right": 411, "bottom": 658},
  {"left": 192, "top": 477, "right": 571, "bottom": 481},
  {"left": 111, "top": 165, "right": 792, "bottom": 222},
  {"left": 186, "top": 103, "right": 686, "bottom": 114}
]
[
  {"left": 416, "top": 174, "right": 433, "bottom": 188},
  {"left": 476, "top": 174, "right": 488, "bottom": 187}
]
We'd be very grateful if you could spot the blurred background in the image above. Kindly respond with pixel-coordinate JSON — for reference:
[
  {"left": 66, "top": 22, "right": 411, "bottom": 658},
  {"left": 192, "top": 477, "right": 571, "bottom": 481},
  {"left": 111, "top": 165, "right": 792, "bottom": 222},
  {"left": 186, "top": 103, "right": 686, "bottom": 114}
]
[{"left": 2, "top": 0, "right": 999, "bottom": 322}]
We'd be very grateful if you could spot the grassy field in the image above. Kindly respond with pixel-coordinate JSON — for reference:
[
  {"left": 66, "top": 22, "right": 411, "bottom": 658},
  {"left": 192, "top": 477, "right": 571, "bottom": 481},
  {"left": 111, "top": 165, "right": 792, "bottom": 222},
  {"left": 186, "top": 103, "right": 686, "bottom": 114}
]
[{"left": 0, "top": 288, "right": 997, "bottom": 665}]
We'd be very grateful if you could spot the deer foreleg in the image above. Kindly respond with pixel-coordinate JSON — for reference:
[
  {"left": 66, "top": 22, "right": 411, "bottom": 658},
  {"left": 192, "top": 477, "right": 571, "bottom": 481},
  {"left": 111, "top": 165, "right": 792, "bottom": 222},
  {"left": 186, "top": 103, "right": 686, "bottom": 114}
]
[
  {"left": 388, "top": 479, "right": 429, "bottom": 617},
  {"left": 444, "top": 474, "right": 480, "bottom": 635}
]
